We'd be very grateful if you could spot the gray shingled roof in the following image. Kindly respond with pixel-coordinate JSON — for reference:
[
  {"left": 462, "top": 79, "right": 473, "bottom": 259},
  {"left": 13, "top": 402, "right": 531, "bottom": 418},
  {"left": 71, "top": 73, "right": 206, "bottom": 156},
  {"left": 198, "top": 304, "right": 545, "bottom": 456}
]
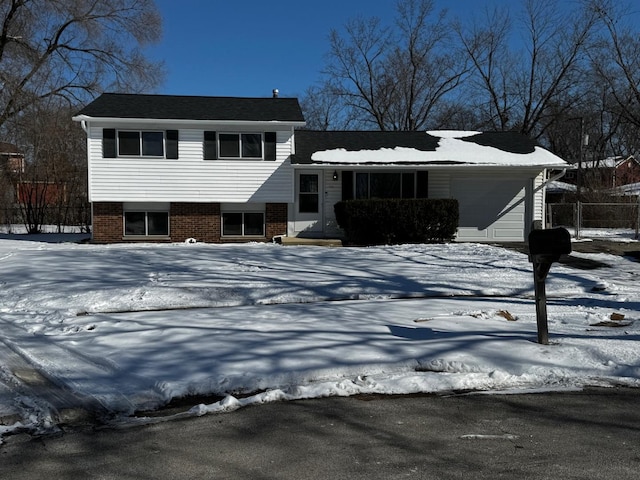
[
  {"left": 76, "top": 93, "right": 305, "bottom": 123},
  {"left": 292, "top": 130, "right": 541, "bottom": 165}
]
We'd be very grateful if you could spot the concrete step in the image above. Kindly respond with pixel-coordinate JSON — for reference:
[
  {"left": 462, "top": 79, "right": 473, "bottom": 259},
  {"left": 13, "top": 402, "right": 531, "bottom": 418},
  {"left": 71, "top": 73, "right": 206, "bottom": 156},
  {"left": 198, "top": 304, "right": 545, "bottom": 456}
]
[{"left": 274, "top": 236, "right": 342, "bottom": 247}]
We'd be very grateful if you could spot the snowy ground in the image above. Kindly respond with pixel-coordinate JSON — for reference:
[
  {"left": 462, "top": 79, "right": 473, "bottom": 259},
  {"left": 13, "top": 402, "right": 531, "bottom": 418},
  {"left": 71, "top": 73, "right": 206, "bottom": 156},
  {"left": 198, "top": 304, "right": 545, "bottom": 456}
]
[{"left": 0, "top": 231, "right": 639, "bottom": 442}]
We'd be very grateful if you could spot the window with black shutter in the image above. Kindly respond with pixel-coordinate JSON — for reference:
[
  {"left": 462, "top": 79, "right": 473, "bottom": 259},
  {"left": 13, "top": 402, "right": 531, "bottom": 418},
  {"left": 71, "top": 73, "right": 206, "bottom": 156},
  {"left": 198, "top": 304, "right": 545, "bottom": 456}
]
[
  {"left": 103, "top": 129, "right": 116, "bottom": 158},
  {"left": 166, "top": 130, "right": 179, "bottom": 159},
  {"left": 265, "top": 132, "right": 276, "bottom": 160},
  {"left": 416, "top": 171, "right": 429, "bottom": 198},
  {"left": 204, "top": 131, "right": 217, "bottom": 160},
  {"left": 342, "top": 171, "right": 354, "bottom": 201}
]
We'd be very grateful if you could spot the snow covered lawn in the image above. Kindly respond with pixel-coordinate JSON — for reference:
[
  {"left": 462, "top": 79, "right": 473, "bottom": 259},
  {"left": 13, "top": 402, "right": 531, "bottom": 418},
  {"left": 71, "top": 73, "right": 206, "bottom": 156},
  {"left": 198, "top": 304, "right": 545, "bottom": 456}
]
[{"left": 1, "top": 236, "right": 639, "bottom": 440}]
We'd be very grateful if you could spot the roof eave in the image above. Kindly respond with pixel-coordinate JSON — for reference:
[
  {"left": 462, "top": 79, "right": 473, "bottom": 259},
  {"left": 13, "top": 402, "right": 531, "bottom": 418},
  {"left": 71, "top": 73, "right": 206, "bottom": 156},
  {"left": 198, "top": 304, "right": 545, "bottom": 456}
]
[
  {"left": 294, "top": 161, "right": 568, "bottom": 168},
  {"left": 72, "top": 115, "right": 306, "bottom": 127}
]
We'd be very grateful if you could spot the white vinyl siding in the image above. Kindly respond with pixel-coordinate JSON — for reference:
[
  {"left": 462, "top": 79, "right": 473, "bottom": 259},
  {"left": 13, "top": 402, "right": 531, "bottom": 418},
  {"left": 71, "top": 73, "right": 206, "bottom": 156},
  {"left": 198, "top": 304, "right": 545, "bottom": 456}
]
[
  {"left": 276, "top": 130, "right": 293, "bottom": 158},
  {"left": 87, "top": 125, "right": 294, "bottom": 203},
  {"left": 323, "top": 170, "right": 343, "bottom": 236},
  {"left": 428, "top": 171, "right": 450, "bottom": 198},
  {"left": 179, "top": 130, "right": 202, "bottom": 160},
  {"left": 533, "top": 170, "right": 545, "bottom": 223}
]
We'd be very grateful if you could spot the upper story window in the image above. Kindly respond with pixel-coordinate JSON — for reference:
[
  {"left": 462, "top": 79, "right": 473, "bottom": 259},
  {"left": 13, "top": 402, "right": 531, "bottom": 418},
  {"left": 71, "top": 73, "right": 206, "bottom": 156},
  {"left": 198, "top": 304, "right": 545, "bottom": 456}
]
[
  {"left": 204, "top": 131, "right": 277, "bottom": 161},
  {"left": 118, "top": 131, "right": 164, "bottom": 157},
  {"left": 103, "top": 129, "right": 178, "bottom": 159},
  {"left": 219, "top": 133, "right": 262, "bottom": 158}
]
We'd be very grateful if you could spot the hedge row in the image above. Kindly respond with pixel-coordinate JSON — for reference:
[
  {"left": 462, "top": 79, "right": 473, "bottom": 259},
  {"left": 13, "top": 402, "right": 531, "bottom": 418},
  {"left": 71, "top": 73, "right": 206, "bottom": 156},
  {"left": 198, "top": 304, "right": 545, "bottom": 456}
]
[{"left": 334, "top": 198, "right": 459, "bottom": 246}]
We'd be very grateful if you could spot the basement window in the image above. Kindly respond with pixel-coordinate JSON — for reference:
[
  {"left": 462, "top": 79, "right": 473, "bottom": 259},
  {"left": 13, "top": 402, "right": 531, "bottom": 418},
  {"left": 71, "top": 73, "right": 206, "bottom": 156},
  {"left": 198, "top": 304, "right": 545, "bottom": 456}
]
[
  {"left": 222, "top": 212, "right": 265, "bottom": 237},
  {"left": 124, "top": 211, "right": 169, "bottom": 236}
]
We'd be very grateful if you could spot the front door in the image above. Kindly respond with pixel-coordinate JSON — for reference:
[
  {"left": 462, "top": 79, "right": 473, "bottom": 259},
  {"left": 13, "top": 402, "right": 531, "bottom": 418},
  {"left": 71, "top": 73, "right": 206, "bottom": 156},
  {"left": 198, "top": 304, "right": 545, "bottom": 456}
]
[{"left": 293, "top": 171, "right": 323, "bottom": 236}]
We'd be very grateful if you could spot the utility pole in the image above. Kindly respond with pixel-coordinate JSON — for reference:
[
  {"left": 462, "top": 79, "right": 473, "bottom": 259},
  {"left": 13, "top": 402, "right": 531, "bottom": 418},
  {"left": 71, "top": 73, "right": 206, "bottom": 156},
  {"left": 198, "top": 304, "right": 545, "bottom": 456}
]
[{"left": 577, "top": 117, "right": 583, "bottom": 202}]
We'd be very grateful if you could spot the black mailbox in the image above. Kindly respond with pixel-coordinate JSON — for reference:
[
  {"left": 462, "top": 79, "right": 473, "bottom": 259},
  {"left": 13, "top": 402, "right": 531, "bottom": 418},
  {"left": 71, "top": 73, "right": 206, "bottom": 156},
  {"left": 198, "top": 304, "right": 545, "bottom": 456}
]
[
  {"left": 527, "top": 227, "right": 571, "bottom": 345},
  {"left": 528, "top": 227, "right": 572, "bottom": 263}
]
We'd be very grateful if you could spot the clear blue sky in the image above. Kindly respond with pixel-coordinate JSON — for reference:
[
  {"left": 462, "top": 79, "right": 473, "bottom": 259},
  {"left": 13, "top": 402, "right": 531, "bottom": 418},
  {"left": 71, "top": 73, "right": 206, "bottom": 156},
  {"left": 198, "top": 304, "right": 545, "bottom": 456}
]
[{"left": 145, "top": 0, "right": 548, "bottom": 98}]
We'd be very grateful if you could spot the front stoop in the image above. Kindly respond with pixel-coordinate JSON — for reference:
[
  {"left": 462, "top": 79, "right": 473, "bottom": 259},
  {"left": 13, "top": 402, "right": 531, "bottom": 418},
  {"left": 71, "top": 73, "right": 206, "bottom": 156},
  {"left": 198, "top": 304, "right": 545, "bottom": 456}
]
[{"left": 274, "top": 236, "right": 342, "bottom": 247}]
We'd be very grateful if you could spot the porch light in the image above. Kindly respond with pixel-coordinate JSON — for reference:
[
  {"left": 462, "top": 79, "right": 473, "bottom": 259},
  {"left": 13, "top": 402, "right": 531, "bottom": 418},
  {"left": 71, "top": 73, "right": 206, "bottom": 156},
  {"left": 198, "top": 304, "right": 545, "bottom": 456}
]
[{"left": 333, "top": 170, "right": 339, "bottom": 181}]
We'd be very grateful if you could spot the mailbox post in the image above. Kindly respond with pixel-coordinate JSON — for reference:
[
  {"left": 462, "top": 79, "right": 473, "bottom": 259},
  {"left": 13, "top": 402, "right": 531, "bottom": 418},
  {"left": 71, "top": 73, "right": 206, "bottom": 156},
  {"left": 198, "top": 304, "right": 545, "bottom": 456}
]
[{"left": 528, "top": 227, "right": 571, "bottom": 344}]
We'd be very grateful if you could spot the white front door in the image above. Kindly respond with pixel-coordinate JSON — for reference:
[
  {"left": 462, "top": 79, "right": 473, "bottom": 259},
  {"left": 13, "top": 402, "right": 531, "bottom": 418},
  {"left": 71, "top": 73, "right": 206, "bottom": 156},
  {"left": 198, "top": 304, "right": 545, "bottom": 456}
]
[{"left": 293, "top": 171, "right": 324, "bottom": 236}]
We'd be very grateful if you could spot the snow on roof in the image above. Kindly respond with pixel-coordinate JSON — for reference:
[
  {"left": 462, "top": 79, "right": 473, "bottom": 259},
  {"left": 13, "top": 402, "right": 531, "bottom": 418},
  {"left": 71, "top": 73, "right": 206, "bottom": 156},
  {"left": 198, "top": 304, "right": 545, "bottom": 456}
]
[
  {"left": 547, "top": 181, "right": 577, "bottom": 193},
  {"left": 306, "top": 131, "right": 567, "bottom": 167},
  {"left": 613, "top": 182, "right": 640, "bottom": 196},
  {"left": 582, "top": 155, "right": 637, "bottom": 169}
]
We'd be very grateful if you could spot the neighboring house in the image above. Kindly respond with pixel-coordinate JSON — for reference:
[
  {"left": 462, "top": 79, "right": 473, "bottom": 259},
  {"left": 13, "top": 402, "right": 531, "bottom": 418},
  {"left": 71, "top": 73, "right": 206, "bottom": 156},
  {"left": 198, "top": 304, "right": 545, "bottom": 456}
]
[
  {"left": 73, "top": 93, "right": 568, "bottom": 244},
  {"left": 0, "top": 142, "right": 25, "bottom": 175},
  {"left": 545, "top": 180, "right": 577, "bottom": 204},
  {"left": 563, "top": 155, "right": 640, "bottom": 189},
  {"left": 0, "top": 142, "right": 66, "bottom": 206},
  {"left": 0, "top": 143, "right": 24, "bottom": 220},
  {"left": 16, "top": 181, "right": 68, "bottom": 206}
]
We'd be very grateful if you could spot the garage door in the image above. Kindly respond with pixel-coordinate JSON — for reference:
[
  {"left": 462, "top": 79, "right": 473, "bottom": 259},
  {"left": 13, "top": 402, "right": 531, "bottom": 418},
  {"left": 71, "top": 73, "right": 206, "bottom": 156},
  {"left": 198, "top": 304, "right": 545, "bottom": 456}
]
[{"left": 451, "top": 177, "right": 528, "bottom": 242}]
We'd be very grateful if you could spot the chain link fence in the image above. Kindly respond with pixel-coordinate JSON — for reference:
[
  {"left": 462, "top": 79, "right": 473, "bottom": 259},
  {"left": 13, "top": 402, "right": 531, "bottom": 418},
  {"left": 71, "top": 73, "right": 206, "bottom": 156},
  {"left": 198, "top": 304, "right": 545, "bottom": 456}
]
[{"left": 547, "top": 202, "right": 640, "bottom": 239}]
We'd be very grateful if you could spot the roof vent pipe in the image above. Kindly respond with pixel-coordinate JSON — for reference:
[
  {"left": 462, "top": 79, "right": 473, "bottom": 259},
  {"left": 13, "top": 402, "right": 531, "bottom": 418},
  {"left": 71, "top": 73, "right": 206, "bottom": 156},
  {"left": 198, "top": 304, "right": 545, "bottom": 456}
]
[{"left": 272, "top": 88, "right": 279, "bottom": 98}]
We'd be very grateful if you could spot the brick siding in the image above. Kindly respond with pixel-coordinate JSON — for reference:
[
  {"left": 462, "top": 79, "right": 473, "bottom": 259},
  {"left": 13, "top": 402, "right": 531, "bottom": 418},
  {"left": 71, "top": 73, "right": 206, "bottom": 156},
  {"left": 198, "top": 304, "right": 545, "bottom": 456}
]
[
  {"left": 92, "top": 202, "right": 123, "bottom": 243},
  {"left": 266, "top": 203, "right": 288, "bottom": 239},
  {"left": 91, "top": 202, "right": 289, "bottom": 243},
  {"left": 170, "top": 202, "right": 220, "bottom": 243}
]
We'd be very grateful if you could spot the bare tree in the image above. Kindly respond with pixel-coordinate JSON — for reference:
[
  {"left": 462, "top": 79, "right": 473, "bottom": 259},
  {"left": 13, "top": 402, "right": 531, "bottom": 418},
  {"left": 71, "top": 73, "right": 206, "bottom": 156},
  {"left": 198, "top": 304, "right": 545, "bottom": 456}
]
[
  {"left": 299, "top": 83, "right": 357, "bottom": 131},
  {"left": 386, "top": 0, "right": 468, "bottom": 130},
  {"left": 0, "top": 0, "right": 164, "bottom": 132},
  {"left": 454, "top": 6, "right": 513, "bottom": 131},
  {"left": 590, "top": 0, "right": 640, "bottom": 151},
  {"left": 456, "top": 0, "right": 600, "bottom": 139},
  {"left": 4, "top": 101, "right": 88, "bottom": 233},
  {"left": 305, "top": 0, "right": 468, "bottom": 131}
]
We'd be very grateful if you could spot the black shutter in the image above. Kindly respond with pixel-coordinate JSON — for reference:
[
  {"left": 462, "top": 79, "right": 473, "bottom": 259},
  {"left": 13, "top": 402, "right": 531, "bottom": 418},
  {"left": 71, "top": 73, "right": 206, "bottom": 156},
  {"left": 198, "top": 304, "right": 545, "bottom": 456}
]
[
  {"left": 166, "top": 130, "right": 179, "bottom": 159},
  {"left": 103, "top": 128, "right": 116, "bottom": 158},
  {"left": 342, "top": 170, "right": 354, "bottom": 201},
  {"left": 416, "top": 171, "right": 429, "bottom": 198},
  {"left": 264, "top": 132, "right": 276, "bottom": 161},
  {"left": 204, "top": 131, "right": 217, "bottom": 160}
]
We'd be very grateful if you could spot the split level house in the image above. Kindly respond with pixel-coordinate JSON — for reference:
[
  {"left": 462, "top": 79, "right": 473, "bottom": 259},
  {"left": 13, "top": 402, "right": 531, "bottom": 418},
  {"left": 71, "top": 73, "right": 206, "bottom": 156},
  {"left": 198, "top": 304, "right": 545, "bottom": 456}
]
[{"left": 73, "top": 93, "right": 569, "bottom": 244}]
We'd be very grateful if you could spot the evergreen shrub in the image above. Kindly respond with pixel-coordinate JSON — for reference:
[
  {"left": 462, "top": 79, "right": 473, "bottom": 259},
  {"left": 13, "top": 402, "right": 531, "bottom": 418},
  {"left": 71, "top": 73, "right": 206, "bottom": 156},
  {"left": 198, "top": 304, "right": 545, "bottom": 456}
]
[{"left": 334, "top": 198, "right": 459, "bottom": 246}]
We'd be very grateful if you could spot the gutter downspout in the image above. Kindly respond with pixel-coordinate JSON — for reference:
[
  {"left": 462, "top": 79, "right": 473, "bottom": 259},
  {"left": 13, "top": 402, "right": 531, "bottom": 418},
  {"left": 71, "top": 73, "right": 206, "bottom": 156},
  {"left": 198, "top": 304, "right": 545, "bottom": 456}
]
[
  {"left": 533, "top": 168, "right": 568, "bottom": 231},
  {"left": 533, "top": 168, "right": 568, "bottom": 194},
  {"left": 79, "top": 120, "right": 92, "bottom": 240}
]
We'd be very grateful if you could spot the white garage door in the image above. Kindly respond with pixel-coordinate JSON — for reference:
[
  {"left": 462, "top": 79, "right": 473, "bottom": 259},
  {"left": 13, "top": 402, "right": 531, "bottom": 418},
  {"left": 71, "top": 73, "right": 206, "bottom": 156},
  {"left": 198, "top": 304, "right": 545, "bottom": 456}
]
[{"left": 451, "top": 177, "right": 528, "bottom": 242}]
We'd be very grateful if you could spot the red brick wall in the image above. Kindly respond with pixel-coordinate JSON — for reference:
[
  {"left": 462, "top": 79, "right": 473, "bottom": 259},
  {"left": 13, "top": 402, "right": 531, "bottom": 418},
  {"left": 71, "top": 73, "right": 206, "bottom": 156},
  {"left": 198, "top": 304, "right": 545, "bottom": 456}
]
[
  {"left": 92, "top": 201, "right": 289, "bottom": 243},
  {"left": 266, "top": 203, "right": 288, "bottom": 240},
  {"left": 170, "top": 203, "right": 220, "bottom": 243},
  {"left": 92, "top": 202, "right": 123, "bottom": 243},
  {"left": 615, "top": 159, "right": 640, "bottom": 186}
]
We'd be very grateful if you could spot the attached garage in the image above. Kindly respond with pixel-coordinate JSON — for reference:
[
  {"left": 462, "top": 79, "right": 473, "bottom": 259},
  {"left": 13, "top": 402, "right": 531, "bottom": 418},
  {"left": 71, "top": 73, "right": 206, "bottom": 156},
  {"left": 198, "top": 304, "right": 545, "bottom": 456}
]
[
  {"left": 290, "top": 130, "right": 568, "bottom": 243},
  {"left": 451, "top": 176, "right": 530, "bottom": 242}
]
